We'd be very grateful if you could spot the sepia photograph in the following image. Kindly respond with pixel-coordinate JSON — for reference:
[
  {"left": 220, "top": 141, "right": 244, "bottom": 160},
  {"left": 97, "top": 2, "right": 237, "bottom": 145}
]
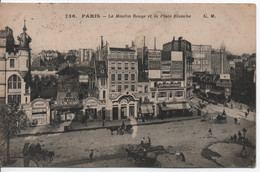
[{"left": 0, "top": 3, "right": 256, "bottom": 168}]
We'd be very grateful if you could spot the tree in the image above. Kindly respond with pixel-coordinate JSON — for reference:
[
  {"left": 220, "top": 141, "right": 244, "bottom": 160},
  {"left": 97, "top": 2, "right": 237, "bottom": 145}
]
[{"left": 0, "top": 104, "right": 28, "bottom": 164}]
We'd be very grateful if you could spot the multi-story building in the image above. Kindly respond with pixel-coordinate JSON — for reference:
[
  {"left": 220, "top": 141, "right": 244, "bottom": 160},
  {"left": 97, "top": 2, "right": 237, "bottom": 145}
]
[
  {"left": 144, "top": 37, "right": 193, "bottom": 118},
  {"left": 105, "top": 46, "right": 139, "bottom": 120},
  {"left": 192, "top": 45, "right": 212, "bottom": 72},
  {"left": 0, "top": 23, "right": 31, "bottom": 105}
]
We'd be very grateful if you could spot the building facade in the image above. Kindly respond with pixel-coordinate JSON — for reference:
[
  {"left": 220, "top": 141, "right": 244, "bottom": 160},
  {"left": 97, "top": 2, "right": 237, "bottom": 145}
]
[
  {"left": 0, "top": 24, "right": 31, "bottom": 105},
  {"left": 192, "top": 45, "right": 212, "bottom": 73}
]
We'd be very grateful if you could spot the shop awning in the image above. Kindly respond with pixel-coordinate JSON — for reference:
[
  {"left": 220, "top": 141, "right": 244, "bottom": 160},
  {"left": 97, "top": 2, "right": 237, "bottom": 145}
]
[
  {"left": 160, "top": 103, "right": 191, "bottom": 111},
  {"left": 141, "top": 104, "right": 154, "bottom": 114}
]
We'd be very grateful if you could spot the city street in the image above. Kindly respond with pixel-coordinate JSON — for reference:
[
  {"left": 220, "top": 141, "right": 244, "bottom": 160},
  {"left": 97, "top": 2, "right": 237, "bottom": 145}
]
[{"left": 8, "top": 102, "right": 256, "bottom": 168}]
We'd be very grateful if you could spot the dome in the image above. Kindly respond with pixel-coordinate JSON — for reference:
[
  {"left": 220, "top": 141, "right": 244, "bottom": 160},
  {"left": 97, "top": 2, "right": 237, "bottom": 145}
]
[{"left": 17, "top": 20, "right": 31, "bottom": 49}]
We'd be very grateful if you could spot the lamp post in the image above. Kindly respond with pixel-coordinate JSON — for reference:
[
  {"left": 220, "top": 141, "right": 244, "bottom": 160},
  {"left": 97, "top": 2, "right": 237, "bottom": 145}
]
[{"left": 242, "top": 128, "right": 247, "bottom": 150}]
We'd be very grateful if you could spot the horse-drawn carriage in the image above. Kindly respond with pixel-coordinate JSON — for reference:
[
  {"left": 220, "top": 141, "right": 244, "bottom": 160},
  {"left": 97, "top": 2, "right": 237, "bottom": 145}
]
[
  {"left": 215, "top": 114, "right": 227, "bottom": 124},
  {"left": 125, "top": 144, "right": 161, "bottom": 167}
]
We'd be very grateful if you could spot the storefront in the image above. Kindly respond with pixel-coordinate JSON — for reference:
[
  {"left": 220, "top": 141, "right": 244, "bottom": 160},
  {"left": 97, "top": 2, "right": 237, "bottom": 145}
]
[
  {"left": 159, "top": 102, "right": 192, "bottom": 117},
  {"left": 140, "top": 103, "right": 155, "bottom": 118},
  {"left": 111, "top": 92, "right": 138, "bottom": 120},
  {"left": 23, "top": 98, "right": 51, "bottom": 126},
  {"left": 83, "top": 97, "right": 106, "bottom": 121}
]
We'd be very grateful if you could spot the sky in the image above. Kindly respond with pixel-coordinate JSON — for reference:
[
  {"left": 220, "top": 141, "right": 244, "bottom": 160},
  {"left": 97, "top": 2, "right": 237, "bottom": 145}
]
[{"left": 0, "top": 3, "right": 256, "bottom": 55}]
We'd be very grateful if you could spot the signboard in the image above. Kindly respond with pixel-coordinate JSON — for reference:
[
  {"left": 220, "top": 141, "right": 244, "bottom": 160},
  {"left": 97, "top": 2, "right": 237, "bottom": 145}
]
[
  {"left": 148, "top": 60, "right": 161, "bottom": 70},
  {"left": 171, "top": 51, "right": 183, "bottom": 61},
  {"left": 148, "top": 70, "right": 161, "bottom": 79},
  {"left": 171, "top": 52, "right": 183, "bottom": 79},
  {"left": 32, "top": 101, "right": 47, "bottom": 109}
]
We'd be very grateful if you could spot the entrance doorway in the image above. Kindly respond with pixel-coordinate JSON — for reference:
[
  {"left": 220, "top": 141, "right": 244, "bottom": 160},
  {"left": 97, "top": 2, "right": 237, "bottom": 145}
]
[
  {"left": 85, "top": 108, "right": 97, "bottom": 120},
  {"left": 121, "top": 106, "right": 127, "bottom": 119},
  {"left": 112, "top": 107, "right": 118, "bottom": 120}
]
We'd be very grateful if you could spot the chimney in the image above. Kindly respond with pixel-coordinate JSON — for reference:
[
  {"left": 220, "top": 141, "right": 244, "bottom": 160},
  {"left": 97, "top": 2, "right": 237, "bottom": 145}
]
[
  {"left": 154, "top": 37, "right": 156, "bottom": 50},
  {"left": 131, "top": 41, "right": 135, "bottom": 47},
  {"left": 125, "top": 45, "right": 129, "bottom": 48},
  {"left": 101, "top": 36, "right": 104, "bottom": 49}
]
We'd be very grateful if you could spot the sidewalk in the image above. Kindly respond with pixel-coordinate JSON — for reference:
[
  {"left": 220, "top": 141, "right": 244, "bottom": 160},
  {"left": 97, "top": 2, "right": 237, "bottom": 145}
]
[{"left": 17, "top": 115, "right": 200, "bottom": 137}]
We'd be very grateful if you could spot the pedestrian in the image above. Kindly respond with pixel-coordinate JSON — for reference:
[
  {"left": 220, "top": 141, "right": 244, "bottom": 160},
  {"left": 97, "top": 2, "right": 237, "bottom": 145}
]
[
  {"left": 247, "top": 108, "right": 250, "bottom": 114},
  {"left": 121, "top": 121, "right": 125, "bottom": 130},
  {"left": 234, "top": 117, "right": 237, "bottom": 124},
  {"left": 180, "top": 152, "right": 185, "bottom": 162},
  {"left": 208, "top": 128, "right": 212, "bottom": 136},
  {"left": 89, "top": 149, "right": 94, "bottom": 162},
  {"left": 234, "top": 134, "right": 237, "bottom": 143},
  {"left": 245, "top": 112, "right": 248, "bottom": 118},
  {"left": 102, "top": 120, "right": 105, "bottom": 127},
  {"left": 240, "top": 104, "right": 243, "bottom": 110},
  {"left": 148, "top": 137, "right": 151, "bottom": 145},
  {"left": 231, "top": 103, "right": 233, "bottom": 109},
  {"left": 230, "top": 136, "right": 233, "bottom": 142},
  {"left": 222, "top": 109, "right": 226, "bottom": 116}
]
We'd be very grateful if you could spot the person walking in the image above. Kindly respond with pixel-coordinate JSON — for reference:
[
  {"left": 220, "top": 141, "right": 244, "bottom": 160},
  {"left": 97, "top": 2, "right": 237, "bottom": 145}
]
[
  {"left": 148, "top": 137, "right": 151, "bottom": 145},
  {"left": 245, "top": 112, "right": 248, "bottom": 118},
  {"left": 247, "top": 108, "right": 250, "bottom": 114},
  {"left": 234, "top": 117, "right": 237, "bottom": 124},
  {"left": 222, "top": 109, "right": 226, "bottom": 116},
  {"left": 208, "top": 128, "right": 212, "bottom": 136},
  {"left": 231, "top": 103, "right": 233, "bottom": 109}
]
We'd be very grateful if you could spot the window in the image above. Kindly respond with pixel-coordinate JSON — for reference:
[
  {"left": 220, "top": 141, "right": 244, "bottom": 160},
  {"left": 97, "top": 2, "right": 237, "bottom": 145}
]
[
  {"left": 118, "top": 63, "right": 122, "bottom": 69},
  {"left": 125, "top": 63, "right": 128, "bottom": 69},
  {"left": 26, "top": 60, "right": 29, "bottom": 68},
  {"left": 131, "top": 85, "right": 135, "bottom": 91},
  {"left": 169, "top": 92, "right": 172, "bottom": 97},
  {"left": 131, "top": 63, "right": 135, "bottom": 69},
  {"left": 118, "top": 74, "right": 122, "bottom": 81},
  {"left": 158, "top": 92, "right": 167, "bottom": 98},
  {"left": 103, "top": 91, "right": 106, "bottom": 99},
  {"left": 131, "top": 74, "right": 135, "bottom": 81},
  {"left": 111, "top": 74, "right": 115, "bottom": 81},
  {"left": 8, "top": 95, "right": 21, "bottom": 104},
  {"left": 152, "top": 92, "right": 155, "bottom": 98},
  {"left": 8, "top": 75, "right": 21, "bottom": 89},
  {"left": 111, "top": 85, "right": 116, "bottom": 92},
  {"left": 176, "top": 91, "right": 183, "bottom": 97},
  {"left": 10, "top": 59, "right": 15, "bottom": 68},
  {"left": 101, "top": 78, "right": 106, "bottom": 86},
  {"left": 111, "top": 63, "right": 115, "bottom": 69},
  {"left": 124, "top": 85, "right": 128, "bottom": 90},
  {"left": 118, "top": 85, "right": 122, "bottom": 92},
  {"left": 125, "top": 74, "right": 128, "bottom": 81}
]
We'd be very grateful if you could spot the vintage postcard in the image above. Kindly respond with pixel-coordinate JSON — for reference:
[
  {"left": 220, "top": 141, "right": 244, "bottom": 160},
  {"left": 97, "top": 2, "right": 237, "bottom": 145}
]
[{"left": 0, "top": 3, "right": 256, "bottom": 168}]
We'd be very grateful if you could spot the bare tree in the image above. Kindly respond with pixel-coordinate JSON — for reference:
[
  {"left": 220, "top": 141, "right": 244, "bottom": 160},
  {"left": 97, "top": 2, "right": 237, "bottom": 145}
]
[{"left": 0, "top": 104, "right": 28, "bottom": 165}]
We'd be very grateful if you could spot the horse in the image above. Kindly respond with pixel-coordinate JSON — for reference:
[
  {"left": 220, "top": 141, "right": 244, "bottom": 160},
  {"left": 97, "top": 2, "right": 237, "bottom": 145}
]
[
  {"left": 107, "top": 126, "right": 120, "bottom": 135},
  {"left": 23, "top": 142, "right": 55, "bottom": 167}
]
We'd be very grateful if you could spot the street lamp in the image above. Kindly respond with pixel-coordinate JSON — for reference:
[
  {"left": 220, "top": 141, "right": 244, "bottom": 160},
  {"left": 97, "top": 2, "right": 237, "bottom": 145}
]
[{"left": 242, "top": 128, "right": 247, "bottom": 150}]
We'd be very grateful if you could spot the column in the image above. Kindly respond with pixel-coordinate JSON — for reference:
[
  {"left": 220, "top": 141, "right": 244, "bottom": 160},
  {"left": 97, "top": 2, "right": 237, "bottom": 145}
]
[
  {"left": 126, "top": 103, "right": 129, "bottom": 118},
  {"left": 118, "top": 104, "right": 121, "bottom": 120},
  {"left": 134, "top": 102, "right": 138, "bottom": 118}
]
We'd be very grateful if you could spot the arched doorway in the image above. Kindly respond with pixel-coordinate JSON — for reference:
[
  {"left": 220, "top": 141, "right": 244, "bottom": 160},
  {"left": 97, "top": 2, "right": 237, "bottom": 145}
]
[{"left": 112, "top": 93, "right": 138, "bottom": 120}]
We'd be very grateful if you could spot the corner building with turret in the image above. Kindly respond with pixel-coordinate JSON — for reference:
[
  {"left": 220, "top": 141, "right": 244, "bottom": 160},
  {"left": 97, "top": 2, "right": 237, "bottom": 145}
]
[{"left": 0, "top": 22, "right": 32, "bottom": 105}]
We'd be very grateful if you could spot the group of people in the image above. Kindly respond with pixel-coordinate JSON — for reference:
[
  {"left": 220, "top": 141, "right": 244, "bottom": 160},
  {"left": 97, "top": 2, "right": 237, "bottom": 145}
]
[{"left": 230, "top": 130, "right": 244, "bottom": 143}]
